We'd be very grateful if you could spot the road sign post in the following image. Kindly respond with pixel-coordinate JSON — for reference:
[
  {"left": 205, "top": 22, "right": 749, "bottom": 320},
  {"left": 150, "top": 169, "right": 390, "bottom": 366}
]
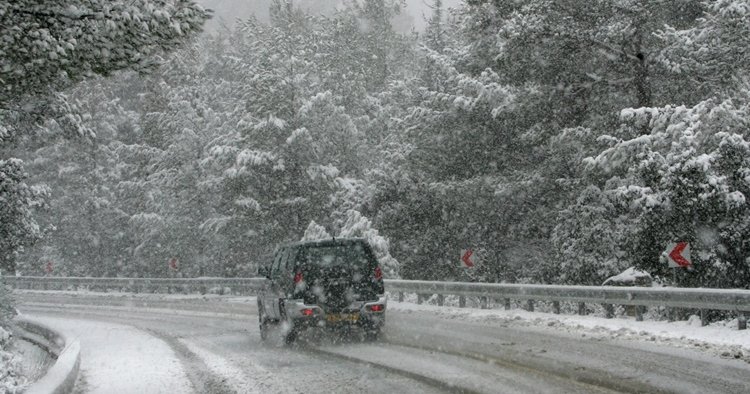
[
  {"left": 459, "top": 249, "right": 477, "bottom": 307},
  {"left": 663, "top": 242, "right": 692, "bottom": 319}
]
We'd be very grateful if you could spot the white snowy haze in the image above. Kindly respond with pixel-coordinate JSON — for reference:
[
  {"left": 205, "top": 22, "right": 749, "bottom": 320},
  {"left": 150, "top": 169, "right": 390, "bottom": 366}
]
[{"left": 198, "top": 0, "right": 463, "bottom": 32}]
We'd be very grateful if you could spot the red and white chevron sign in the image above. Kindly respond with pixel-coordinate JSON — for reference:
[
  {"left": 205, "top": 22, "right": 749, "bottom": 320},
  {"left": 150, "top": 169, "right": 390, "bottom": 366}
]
[
  {"left": 460, "top": 249, "right": 475, "bottom": 268},
  {"left": 666, "top": 242, "right": 692, "bottom": 268}
]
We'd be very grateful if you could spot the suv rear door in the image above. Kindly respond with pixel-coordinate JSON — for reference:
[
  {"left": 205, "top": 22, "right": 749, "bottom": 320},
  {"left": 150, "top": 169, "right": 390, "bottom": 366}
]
[
  {"left": 295, "top": 241, "right": 383, "bottom": 312},
  {"left": 266, "top": 247, "right": 287, "bottom": 320}
]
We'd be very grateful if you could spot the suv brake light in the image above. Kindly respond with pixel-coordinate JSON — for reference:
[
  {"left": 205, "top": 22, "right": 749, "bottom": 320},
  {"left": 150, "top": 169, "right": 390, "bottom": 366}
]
[
  {"left": 294, "top": 272, "right": 303, "bottom": 284},
  {"left": 374, "top": 266, "right": 383, "bottom": 281},
  {"left": 367, "top": 304, "right": 384, "bottom": 312}
]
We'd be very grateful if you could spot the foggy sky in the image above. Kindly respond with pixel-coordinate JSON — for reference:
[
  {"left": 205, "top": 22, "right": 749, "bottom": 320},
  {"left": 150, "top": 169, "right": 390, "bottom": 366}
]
[{"left": 198, "top": 0, "right": 464, "bottom": 32}]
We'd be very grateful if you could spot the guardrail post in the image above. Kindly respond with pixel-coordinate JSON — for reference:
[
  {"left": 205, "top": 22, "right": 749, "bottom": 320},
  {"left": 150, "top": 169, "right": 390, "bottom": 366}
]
[
  {"left": 604, "top": 304, "right": 614, "bottom": 319},
  {"left": 480, "top": 297, "right": 489, "bottom": 309},
  {"left": 578, "top": 302, "right": 586, "bottom": 316},
  {"left": 398, "top": 292, "right": 404, "bottom": 302},
  {"left": 636, "top": 306, "right": 644, "bottom": 322},
  {"left": 668, "top": 307, "right": 675, "bottom": 322},
  {"left": 553, "top": 301, "right": 560, "bottom": 314},
  {"left": 527, "top": 300, "right": 534, "bottom": 312},
  {"left": 700, "top": 309, "right": 707, "bottom": 326},
  {"left": 459, "top": 296, "right": 466, "bottom": 308},
  {"left": 739, "top": 313, "right": 747, "bottom": 330},
  {"left": 437, "top": 294, "right": 444, "bottom": 306},
  {"left": 417, "top": 294, "right": 424, "bottom": 305},
  {"left": 504, "top": 298, "right": 511, "bottom": 310}
]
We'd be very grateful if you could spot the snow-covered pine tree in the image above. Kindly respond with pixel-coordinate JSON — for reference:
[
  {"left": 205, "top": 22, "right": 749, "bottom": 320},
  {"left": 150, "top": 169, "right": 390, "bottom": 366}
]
[
  {"left": 0, "top": 159, "right": 48, "bottom": 274},
  {"left": 1, "top": 0, "right": 210, "bottom": 278},
  {"left": 0, "top": 0, "right": 210, "bottom": 139},
  {"left": 581, "top": 1, "right": 750, "bottom": 288}
]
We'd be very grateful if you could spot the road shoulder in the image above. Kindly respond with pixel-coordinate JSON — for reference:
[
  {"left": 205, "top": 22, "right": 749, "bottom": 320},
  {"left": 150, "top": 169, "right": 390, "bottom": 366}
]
[{"left": 24, "top": 315, "right": 193, "bottom": 394}]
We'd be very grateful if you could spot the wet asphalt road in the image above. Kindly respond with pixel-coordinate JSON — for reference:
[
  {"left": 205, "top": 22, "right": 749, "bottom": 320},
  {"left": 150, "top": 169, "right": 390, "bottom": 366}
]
[{"left": 13, "top": 291, "right": 750, "bottom": 394}]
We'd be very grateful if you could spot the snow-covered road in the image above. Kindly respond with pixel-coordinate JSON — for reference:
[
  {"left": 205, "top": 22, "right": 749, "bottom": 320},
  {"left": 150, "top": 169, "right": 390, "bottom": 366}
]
[{"left": 13, "top": 291, "right": 750, "bottom": 393}]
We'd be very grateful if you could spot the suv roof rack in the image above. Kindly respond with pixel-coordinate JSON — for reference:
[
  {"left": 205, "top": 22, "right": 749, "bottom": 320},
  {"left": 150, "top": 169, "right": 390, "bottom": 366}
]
[{"left": 283, "top": 237, "right": 366, "bottom": 248}]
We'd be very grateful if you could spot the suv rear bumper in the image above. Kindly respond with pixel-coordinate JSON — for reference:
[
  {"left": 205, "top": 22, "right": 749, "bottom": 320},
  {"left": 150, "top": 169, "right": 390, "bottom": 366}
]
[{"left": 283, "top": 295, "right": 387, "bottom": 329}]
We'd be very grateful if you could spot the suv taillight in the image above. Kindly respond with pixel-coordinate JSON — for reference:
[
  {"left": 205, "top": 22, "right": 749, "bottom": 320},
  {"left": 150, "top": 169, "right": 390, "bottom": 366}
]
[
  {"left": 374, "top": 266, "right": 383, "bottom": 281},
  {"left": 294, "top": 272, "right": 303, "bottom": 284}
]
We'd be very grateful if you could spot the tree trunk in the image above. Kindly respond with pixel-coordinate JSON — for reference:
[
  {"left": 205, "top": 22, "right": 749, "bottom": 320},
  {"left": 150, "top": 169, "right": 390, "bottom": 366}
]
[{"left": 633, "top": 29, "right": 652, "bottom": 135}]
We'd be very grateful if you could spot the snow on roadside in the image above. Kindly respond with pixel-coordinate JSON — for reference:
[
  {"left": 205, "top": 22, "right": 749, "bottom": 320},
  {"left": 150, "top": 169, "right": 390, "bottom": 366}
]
[
  {"left": 1, "top": 326, "right": 29, "bottom": 393},
  {"left": 389, "top": 301, "right": 750, "bottom": 362},
  {"left": 24, "top": 316, "right": 192, "bottom": 394}
]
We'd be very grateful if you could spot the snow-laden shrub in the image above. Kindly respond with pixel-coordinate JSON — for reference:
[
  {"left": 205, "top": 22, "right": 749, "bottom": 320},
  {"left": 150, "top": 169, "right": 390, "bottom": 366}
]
[
  {"left": 0, "top": 276, "right": 15, "bottom": 330},
  {"left": 337, "top": 210, "right": 400, "bottom": 278},
  {"left": 1, "top": 325, "right": 28, "bottom": 393},
  {"left": 301, "top": 216, "right": 400, "bottom": 278},
  {"left": 301, "top": 221, "right": 331, "bottom": 241},
  {"left": 586, "top": 95, "right": 750, "bottom": 288},
  {"left": 0, "top": 327, "right": 9, "bottom": 347}
]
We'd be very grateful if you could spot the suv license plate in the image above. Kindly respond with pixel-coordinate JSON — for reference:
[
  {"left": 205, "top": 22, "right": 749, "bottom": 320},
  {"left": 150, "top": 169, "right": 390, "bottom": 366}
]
[{"left": 326, "top": 313, "right": 359, "bottom": 323}]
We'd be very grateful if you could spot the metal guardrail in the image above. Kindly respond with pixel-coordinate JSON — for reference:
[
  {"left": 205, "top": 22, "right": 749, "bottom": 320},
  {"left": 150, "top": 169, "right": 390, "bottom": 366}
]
[
  {"left": 386, "top": 279, "right": 750, "bottom": 329},
  {"left": 4, "top": 276, "right": 749, "bottom": 329},
  {"left": 386, "top": 279, "right": 750, "bottom": 311},
  {"left": 4, "top": 276, "right": 266, "bottom": 295}
]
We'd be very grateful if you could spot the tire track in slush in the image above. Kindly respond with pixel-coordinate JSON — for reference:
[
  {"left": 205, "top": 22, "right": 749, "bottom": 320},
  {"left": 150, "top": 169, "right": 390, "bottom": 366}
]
[
  {"left": 303, "top": 345, "right": 471, "bottom": 393},
  {"left": 142, "top": 328, "right": 238, "bottom": 394}
]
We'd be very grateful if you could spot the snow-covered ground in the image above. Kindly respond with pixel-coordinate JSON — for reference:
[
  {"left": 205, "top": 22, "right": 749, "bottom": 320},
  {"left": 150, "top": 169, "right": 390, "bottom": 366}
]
[
  {"left": 389, "top": 300, "right": 750, "bottom": 362},
  {"left": 12, "top": 289, "right": 750, "bottom": 393},
  {"left": 1, "top": 326, "right": 29, "bottom": 393},
  {"left": 24, "top": 316, "right": 192, "bottom": 394}
]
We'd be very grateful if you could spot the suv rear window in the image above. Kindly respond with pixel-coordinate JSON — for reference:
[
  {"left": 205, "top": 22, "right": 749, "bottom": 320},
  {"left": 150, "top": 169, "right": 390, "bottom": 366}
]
[{"left": 300, "top": 243, "right": 374, "bottom": 269}]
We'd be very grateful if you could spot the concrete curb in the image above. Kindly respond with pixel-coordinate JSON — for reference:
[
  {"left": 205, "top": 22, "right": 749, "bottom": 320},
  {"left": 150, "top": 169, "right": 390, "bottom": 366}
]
[{"left": 11, "top": 317, "right": 81, "bottom": 394}]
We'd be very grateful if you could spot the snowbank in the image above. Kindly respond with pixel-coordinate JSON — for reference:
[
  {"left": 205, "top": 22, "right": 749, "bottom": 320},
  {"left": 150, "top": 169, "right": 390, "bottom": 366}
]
[
  {"left": 602, "top": 267, "right": 652, "bottom": 286},
  {"left": 1, "top": 325, "right": 29, "bottom": 393},
  {"left": 12, "top": 317, "right": 80, "bottom": 394},
  {"left": 26, "top": 316, "right": 192, "bottom": 394}
]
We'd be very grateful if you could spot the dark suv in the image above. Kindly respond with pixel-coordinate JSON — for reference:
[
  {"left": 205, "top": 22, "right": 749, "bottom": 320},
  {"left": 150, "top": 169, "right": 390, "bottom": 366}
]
[{"left": 257, "top": 238, "right": 386, "bottom": 343}]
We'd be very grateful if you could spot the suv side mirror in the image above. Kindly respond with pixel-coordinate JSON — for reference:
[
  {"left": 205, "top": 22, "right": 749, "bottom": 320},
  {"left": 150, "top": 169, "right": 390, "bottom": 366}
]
[{"left": 258, "top": 266, "right": 269, "bottom": 278}]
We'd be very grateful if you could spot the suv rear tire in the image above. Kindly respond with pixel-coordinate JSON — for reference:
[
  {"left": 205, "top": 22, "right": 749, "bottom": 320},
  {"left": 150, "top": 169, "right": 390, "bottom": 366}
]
[
  {"left": 284, "top": 327, "right": 298, "bottom": 344},
  {"left": 259, "top": 317, "right": 270, "bottom": 340},
  {"left": 279, "top": 302, "right": 298, "bottom": 345},
  {"left": 258, "top": 302, "right": 273, "bottom": 341},
  {"left": 364, "top": 328, "right": 380, "bottom": 341}
]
